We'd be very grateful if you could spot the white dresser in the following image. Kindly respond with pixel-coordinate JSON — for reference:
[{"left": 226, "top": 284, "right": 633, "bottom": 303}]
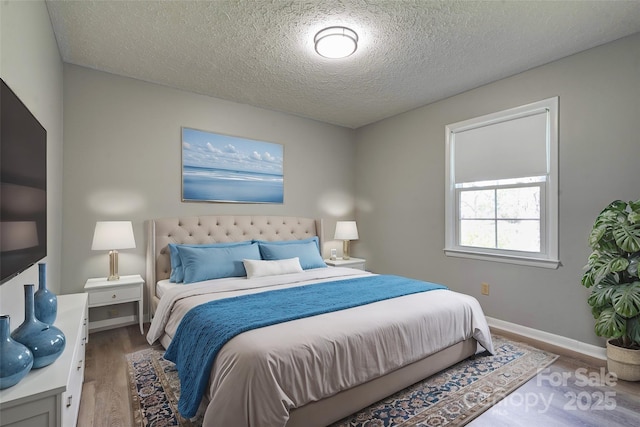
[{"left": 0, "top": 293, "right": 88, "bottom": 427}]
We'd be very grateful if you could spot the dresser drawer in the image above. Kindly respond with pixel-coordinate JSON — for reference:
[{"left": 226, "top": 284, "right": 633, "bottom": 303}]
[
  {"left": 88, "top": 285, "right": 141, "bottom": 306},
  {"left": 62, "top": 314, "right": 86, "bottom": 427}
]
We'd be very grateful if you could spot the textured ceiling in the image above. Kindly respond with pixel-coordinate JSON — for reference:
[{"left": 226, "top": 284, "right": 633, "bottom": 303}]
[{"left": 46, "top": 0, "right": 640, "bottom": 128}]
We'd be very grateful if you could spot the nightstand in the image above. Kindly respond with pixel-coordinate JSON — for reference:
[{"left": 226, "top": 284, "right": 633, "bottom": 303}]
[
  {"left": 84, "top": 274, "right": 144, "bottom": 335},
  {"left": 324, "top": 257, "right": 366, "bottom": 270}
]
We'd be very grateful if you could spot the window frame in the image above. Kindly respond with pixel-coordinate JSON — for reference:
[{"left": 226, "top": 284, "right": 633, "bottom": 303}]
[
  {"left": 444, "top": 97, "right": 560, "bottom": 269},
  {"left": 456, "top": 180, "right": 546, "bottom": 254}
]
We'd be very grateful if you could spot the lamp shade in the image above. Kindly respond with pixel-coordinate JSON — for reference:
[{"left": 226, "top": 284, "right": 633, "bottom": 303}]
[
  {"left": 334, "top": 221, "right": 359, "bottom": 240},
  {"left": 91, "top": 221, "right": 136, "bottom": 250}
]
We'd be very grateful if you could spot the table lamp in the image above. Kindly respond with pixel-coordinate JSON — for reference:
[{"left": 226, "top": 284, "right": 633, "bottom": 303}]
[
  {"left": 334, "top": 221, "right": 358, "bottom": 260},
  {"left": 91, "top": 221, "right": 136, "bottom": 281}
]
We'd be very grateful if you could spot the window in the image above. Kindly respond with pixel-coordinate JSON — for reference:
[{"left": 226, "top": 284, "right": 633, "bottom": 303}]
[{"left": 444, "top": 97, "right": 559, "bottom": 268}]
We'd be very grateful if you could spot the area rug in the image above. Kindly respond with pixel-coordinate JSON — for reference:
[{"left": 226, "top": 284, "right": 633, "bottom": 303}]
[{"left": 126, "top": 335, "right": 557, "bottom": 427}]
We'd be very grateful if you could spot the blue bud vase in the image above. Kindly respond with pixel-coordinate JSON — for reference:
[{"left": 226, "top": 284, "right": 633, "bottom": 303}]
[
  {"left": 0, "top": 315, "right": 34, "bottom": 389},
  {"left": 34, "top": 263, "right": 57, "bottom": 324},
  {"left": 11, "top": 284, "right": 66, "bottom": 369}
]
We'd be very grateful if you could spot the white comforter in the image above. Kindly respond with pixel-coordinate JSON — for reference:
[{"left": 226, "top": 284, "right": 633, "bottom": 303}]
[{"left": 147, "top": 268, "right": 494, "bottom": 427}]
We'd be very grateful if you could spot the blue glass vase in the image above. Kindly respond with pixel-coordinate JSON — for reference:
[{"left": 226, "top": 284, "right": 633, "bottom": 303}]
[
  {"left": 11, "top": 284, "right": 66, "bottom": 369},
  {"left": 34, "top": 263, "right": 57, "bottom": 324},
  {"left": 0, "top": 315, "right": 34, "bottom": 389}
]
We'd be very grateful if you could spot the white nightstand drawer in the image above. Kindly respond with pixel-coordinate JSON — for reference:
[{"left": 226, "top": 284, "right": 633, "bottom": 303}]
[{"left": 88, "top": 285, "right": 140, "bottom": 306}]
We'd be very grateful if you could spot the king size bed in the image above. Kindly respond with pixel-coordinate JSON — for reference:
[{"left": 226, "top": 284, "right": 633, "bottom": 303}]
[{"left": 145, "top": 215, "right": 493, "bottom": 427}]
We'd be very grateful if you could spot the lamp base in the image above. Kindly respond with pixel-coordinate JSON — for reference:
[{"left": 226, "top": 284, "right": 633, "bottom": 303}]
[
  {"left": 107, "top": 250, "right": 120, "bottom": 281},
  {"left": 342, "top": 240, "right": 351, "bottom": 260}
]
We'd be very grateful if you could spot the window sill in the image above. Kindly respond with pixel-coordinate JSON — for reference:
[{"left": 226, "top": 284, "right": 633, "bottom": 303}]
[{"left": 443, "top": 248, "right": 560, "bottom": 269}]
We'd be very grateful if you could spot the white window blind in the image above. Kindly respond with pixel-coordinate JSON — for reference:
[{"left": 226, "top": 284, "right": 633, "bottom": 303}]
[{"left": 453, "top": 111, "right": 548, "bottom": 184}]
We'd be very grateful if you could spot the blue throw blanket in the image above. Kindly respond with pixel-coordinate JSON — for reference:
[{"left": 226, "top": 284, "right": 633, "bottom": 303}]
[{"left": 164, "top": 274, "right": 447, "bottom": 417}]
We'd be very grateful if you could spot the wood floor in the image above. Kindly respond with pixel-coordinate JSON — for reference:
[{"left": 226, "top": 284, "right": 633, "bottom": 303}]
[
  {"left": 468, "top": 329, "right": 640, "bottom": 427},
  {"left": 78, "top": 324, "right": 640, "bottom": 427},
  {"left": 78, "top": 324, "right": 150, "bottom": 427}
]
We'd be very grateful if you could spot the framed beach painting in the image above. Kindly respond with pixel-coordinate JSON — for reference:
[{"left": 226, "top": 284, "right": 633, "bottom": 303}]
[{"left": 181, "top": 127, "right": 284, "bottom": 203}]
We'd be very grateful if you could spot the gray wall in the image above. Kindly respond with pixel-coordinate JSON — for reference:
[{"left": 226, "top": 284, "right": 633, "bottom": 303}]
[
  {"left": 62, "top": 65, "right": 356, "bottom": 314},
  {"left": 354, "top": 33, "right": 640, "bottom": 347},
  {"left": 0, "top": 1, "right": 64, "bottom": 323}
]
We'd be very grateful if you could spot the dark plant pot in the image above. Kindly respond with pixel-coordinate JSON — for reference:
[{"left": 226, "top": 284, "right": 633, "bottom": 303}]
[{"left": 607, "top": 339, "right": 640, "bottom": 382}]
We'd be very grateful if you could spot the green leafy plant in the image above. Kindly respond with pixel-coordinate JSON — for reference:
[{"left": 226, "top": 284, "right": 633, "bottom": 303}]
[{"left": 582, "top": 199, "right": 640, "bottom": 349}]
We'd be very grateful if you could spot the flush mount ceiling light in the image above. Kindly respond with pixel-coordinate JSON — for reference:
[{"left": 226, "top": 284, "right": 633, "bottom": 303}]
[{"left": 314, "top": 26, "right": 358, "bottom": 59}]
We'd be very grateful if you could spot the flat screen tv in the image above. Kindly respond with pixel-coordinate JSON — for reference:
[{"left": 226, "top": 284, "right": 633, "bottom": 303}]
[{"left": 1, "top": 78, "right": 47, "bottom": 284}]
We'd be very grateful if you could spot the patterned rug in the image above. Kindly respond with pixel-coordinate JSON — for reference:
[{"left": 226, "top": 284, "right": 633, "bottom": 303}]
[{"left": 126, "top": 335, "right": 557, "bottom": 427}]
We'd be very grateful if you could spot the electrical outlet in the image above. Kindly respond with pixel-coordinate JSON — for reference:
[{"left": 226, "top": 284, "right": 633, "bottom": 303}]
[
  {"left": 481, "top": 282, "right": 490, "bottom": 295},
  {"left": 107, "top": 309, "right": 119, "bottom": 318}
]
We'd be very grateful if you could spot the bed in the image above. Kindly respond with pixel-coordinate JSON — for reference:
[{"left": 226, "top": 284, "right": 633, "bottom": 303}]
[{"left": 145, "top": 215, "right": 493, "bottom": 427}]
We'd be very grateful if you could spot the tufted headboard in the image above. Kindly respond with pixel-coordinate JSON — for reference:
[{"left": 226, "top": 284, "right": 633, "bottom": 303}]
[{"left": 145, "top": 215, "right": 323, "bottom": 315}]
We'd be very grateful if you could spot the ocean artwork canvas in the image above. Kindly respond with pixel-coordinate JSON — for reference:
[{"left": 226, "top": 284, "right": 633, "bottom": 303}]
[{"left": 182, "top": 128, "right": 284, "bottom": 203}]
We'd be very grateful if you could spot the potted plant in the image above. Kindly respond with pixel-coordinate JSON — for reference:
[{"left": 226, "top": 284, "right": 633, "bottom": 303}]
[{"left": 582, "top": 199, "right": 640, "bottom": 381}]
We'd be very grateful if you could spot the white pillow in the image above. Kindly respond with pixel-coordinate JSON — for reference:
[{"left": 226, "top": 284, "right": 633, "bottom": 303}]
[{"left": 243, "top": 257, "right": 303, "bottom": 279}]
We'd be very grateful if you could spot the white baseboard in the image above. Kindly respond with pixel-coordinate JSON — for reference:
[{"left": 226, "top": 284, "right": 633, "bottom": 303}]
[
  {"left": 486, "top": 316, "right": 607, "bottom": 361},
  {"left": 88, "top": 314, "right": 138, "bottom": 333}
]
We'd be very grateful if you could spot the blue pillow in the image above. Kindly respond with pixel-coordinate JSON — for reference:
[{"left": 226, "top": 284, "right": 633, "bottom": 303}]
[
  {"left": 168, "top": 241, "right": 254, "bottom": 283},
  {"left": 257, "top": 237, "right": 326, "bottom": 270},
  {"left": 176, "top": 242, "right": 262, "bottom": 284}
]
